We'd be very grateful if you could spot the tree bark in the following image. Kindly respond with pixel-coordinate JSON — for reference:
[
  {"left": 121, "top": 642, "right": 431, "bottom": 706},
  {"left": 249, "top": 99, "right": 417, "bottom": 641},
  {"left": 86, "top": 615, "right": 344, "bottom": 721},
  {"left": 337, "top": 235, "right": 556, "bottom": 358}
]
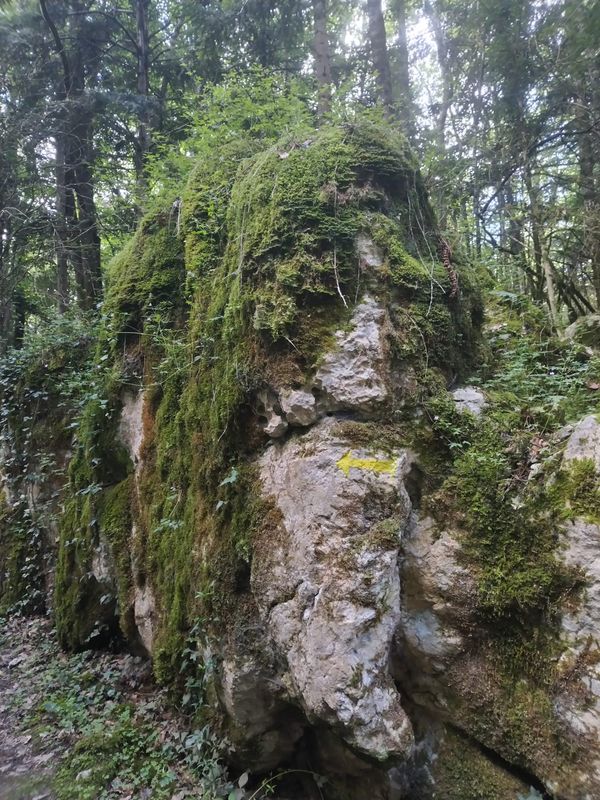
[
  {"left": 0, "top": 213, "right": 13, "bottom": 351},
  {"left": 525, "top": 165, "right": 559, "bottom": 327},
  {"left": 576, "top": 87, "right": 600, "bottom": 309},
  {"left": 54, "top": 135, "right": 69, "bottom": 312},
  {"left": 392, "top": 0, "right": 414, "bottom": 138},
  {"left": 41, "top": 0, "right": 102, "bottom": 310},
  {"left": 133, "top": 0, "right": 151, "bottom": 211},
  {"left": 423, "top": 0, "right": 451, "bottom": 150},
  {"left": 312, "top": 0, "right": 332, "bottom": 121},
  {"left": 365, "top": 0, "right": 395, "bottom": 118}
]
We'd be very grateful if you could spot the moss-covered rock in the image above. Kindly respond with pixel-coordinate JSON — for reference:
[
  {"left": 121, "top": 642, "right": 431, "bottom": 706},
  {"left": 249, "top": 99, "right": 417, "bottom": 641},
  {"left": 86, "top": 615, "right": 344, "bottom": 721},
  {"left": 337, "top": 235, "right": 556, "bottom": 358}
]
[
  {"left": 0, "top": 314, "right": 95, "bottom": 614},
  {"left": 54, "top": 121, "right": 482, "bottom": 673},
  {"left": 6, "top": 117, "right": 600, "bottom": 799},
  {"left": 40, "top": 122, "right": 490, "bottom": 799},
  {"left": 565, "top": 313, "right": 600, "bottom": 350},
  {"left": 427, "top": 728, "right": 531, "bottom": 800}
]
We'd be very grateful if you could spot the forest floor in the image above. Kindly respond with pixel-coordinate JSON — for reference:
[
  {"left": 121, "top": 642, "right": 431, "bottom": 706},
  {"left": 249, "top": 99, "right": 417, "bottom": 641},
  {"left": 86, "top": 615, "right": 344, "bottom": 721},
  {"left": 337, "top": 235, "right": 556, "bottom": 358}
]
[
  {"left": 0, "top": 615, "right": 226, "bottom": 800},
  {"left": 0, "top": 615, "right": 319, "bottom": 800},
  {"left": 0, "top": 617, "right": 58, "bottom": 800}
]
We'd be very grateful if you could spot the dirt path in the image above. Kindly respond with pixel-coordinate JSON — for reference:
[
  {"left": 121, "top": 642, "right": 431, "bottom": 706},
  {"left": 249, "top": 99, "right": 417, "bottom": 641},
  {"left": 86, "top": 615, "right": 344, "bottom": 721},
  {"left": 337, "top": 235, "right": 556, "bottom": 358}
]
[{"left": 0, "top": 618, "right": 62, "bottom": 800}]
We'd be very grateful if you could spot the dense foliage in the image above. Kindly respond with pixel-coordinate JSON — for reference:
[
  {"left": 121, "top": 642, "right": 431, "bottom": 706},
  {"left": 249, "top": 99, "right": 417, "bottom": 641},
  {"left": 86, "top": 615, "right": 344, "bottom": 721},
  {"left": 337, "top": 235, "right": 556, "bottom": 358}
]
[{"left": 0, "top": 0, "right": 599, "bottom": 350}]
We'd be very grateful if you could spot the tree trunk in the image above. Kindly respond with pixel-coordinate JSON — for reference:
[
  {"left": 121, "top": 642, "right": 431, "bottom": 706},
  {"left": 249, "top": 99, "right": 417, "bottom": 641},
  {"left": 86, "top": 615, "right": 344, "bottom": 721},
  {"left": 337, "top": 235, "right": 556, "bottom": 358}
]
[
  {"left": 525, "top": 165, "right": 558, "bottom": 327},
  {"left": 577, "top": 88, "right": 600, "bottom": 309},
  {"left": 365, "top": 0, "right": 395, "bottom": 118},
  {"left": 0, "top": 215, "right": 13, "bottom": 352},
  {"left": 390, "top": 0, "right": 414, "bottom": 138},
  {"left": 42, "top": 0, "right": 102, "bottom": 311},
  {"left": 54, "top": 135, "right": 69, "bottom": 312},
  {"left": 68, "top": 24, "right": 102, "bottom": 310},
  {"left": 424, "top": 0, "right": 451, "bottom": 151},
  {"left": 312, "top": 0, "right": 332, "bottom": 121},
  {"left": 133, "top": 0, "right": 151, "bottom": 211}
]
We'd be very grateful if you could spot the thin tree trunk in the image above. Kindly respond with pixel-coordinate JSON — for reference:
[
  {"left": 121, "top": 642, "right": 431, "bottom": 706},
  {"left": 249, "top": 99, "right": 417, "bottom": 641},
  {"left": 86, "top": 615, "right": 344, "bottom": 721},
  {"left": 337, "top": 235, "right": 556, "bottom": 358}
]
[
  {"left": 391, "top": 0, "right": 414, "bottom": 138},
  {"left": 41, "top": 0, "right": 102, "bottom": 311},
  {"left": 366, "top": 0, "right": 395, "bottom": 118},
  {"left": 133, "top": 0, "right": 151, "bottom": 211},
  {"left": 424, "top": 0, "right": 451, "bottom": 151},
  {"left": 55, "top": 136, "right": 69, "bottom": 312},
  {"left": 312, "top": 0, "right": 332, "bottom": 121},
  {"left": 576, "top": 90, "right": 600, "bottom": 309},
  {"left": 525, "top": 165, "right": 558, "bottom": 327},
  {"left": 0, "top": 217, "right": 13, "bottom": 351},
  {"left": 69, "top": 26, "right": 102, "bottom": 309}
]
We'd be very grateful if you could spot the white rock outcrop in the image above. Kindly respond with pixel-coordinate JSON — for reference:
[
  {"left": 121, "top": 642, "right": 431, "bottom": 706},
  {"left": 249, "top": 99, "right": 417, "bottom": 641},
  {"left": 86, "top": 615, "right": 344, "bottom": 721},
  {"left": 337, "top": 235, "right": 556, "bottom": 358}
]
[
  {"left": 134, "top": 580, "right": 156, "bottom": 655},
  {"left": 314, "top": 295, "right": 390, "bottom": 413},
  {"left": 356, "top": 233, "right": 385, "bottom": 271},
  {"left": 554, "top": 415, "right": 600, "bottom": 791},
  {"left": 118, "top": 390, "right": 145, "bottom": 465},
  {"left": 397, "top": 516, "right": 471, "bottom": 669},
  {"left": 253, "top": 419, "right": 415, "bottom": 761},
  {"left": 451, "top": 386, "right": 486, "bottom": 416},
  {"left": 257, "top": 389, "right": 288, "bottom": 439},
  {"left": 278, "top": 388, "right": 318, "bottom": 427},
  {"left": 118, "top": 390, "right": 157, "bottom": 654}
]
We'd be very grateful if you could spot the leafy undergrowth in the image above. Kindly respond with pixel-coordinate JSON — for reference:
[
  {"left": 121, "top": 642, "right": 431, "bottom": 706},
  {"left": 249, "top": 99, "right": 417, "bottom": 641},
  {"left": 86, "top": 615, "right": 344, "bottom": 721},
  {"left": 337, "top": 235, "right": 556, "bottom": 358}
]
[
  {"left": 0, "top": 615, "right": 251, "bottom": 800},
  {"left": 423, "top": 292, "right": 600, "bottom": 660}
]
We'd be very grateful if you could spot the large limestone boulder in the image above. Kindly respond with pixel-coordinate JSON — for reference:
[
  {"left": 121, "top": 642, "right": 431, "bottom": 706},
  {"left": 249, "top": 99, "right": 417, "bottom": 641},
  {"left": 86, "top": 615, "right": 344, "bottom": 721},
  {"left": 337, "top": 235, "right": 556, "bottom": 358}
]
[{"left": 51, "top": 122, "right": 484, "bottom": 796}]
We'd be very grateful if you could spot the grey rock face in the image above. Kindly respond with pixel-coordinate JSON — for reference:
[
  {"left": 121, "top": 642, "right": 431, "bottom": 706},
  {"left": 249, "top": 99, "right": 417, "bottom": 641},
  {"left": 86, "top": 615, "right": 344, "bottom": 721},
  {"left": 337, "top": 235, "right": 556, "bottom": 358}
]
[
  {"left": 91, "top": 536, "right": 115, "bottom": 585},
  {"left": 118, "top": 390, "right": 145, "bottom": 465},
  {"left": 253, "top": 418, "right": 415, "bottom": 762},
  {"left": 554, "top": 418, "right": 600, "bottom": 790},
  {"left": 256, "top": 389, "right": 288, "bottom": 439},
  {"left": 356, "top": 233, "right": 385, "bottom": 271},
  {"left": 393, "top": 515, "right": 474, "bottom": 709},
  {"left": 133, "top": 579, "right": 156, "bottom": 655},
  {"left": 118, "top": 390, "right": 157, "bottom": 654},
  {"left": 219, "top": 641, "right": 305, "bottom": 770},
  {"left": 563, "top": 414, "right": 600, "bottom": 470},
  {"left": 564, "top": 313, "right": 600, "bottom": 349},
  {"left": 314, "top": 295, "right": 390, "bottom": 413},
  {"left": 398, "top": 516, "right": 471, "bottom": 666},
  {"left": 388, "top": 416, "right": 600, "bottom": 800},
  {"left": 451, "top": 386, "right": 486, "bottom": 416},
  {"left": 278, "top": 388, "right": 318, "bottom": 427}
]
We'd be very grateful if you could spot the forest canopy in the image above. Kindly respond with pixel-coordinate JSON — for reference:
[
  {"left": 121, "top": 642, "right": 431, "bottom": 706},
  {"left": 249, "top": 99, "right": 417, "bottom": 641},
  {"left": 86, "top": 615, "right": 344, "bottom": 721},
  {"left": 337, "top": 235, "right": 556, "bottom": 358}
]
[{"left": 0, "top": 0, "right": 599, "bottom": 349}]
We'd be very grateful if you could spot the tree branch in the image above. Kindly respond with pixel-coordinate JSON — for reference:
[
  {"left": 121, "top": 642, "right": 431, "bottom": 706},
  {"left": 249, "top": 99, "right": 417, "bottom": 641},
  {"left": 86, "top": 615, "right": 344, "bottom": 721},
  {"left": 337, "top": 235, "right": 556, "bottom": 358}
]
[{"left": 39, "top": 0, "right": 72, "bottom": 96}]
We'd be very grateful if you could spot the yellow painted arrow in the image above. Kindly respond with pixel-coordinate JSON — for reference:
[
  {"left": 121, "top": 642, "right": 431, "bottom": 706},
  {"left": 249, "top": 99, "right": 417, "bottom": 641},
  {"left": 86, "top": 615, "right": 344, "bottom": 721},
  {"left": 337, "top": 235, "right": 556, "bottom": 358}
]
[{"left": 336, "top": 451, "right": 398, "bottom": 478}]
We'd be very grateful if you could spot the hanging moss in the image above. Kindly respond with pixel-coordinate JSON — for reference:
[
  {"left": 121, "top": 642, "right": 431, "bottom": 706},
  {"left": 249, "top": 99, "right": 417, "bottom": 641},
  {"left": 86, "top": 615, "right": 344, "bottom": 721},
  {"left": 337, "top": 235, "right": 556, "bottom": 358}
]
[
  {"left": 0, "top": 314, "right": 97, "bottom": 615},
  {"left": 54, "top": 389, "right": 134, "bottom": 650},
  {"left": 104, "top": 210, "right": 185, "bottom": 343}
]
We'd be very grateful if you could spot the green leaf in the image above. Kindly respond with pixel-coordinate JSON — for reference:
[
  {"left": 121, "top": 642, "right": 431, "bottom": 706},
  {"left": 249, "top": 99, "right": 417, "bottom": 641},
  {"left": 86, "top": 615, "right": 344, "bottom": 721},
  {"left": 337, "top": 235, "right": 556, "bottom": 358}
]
[{"left": 219, "top": 467, "right": 238, "bottom": 487}]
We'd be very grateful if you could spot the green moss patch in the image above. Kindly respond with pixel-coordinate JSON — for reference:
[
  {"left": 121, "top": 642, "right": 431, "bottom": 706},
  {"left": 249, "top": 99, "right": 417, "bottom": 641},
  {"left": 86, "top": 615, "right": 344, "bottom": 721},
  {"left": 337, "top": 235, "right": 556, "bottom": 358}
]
[{"left": 428, "top": 727, "right": 531, "bottom": 800}]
